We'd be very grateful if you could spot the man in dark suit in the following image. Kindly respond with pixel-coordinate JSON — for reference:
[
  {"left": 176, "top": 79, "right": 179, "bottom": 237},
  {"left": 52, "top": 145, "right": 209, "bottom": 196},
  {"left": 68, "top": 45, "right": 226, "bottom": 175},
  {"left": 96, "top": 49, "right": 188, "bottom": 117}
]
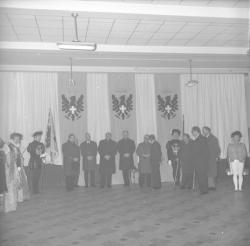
[
  {"left": 202, "top": 127, "right": 220, "bottom": 190},
  {"left": 98, "top": 132, "right": 117, "bottom": 188},
  {"left": 27, "top": 131, "right": 45, "bottom": 194},
  {"left": 80, "top": 133, "right": 97, "bottom": 187},
  {"left": 191, "top": 126, "right": 209, "bottom": 195},
  {"left": 62, "top": 134, "right": 80, "bottom": 191},
  {"left": 117, "top": 130, "right": 136, "bottom": 187},
  {"left": 149, "top": 134, "right": 162, "bottom": 189}
]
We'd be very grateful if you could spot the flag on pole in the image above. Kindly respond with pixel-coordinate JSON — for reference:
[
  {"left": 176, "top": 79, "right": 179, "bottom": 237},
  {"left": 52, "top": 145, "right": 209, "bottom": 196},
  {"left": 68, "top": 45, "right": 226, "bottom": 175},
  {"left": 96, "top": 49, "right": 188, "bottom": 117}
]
[
  {"left": 182, "top": 114, "right": 185, "bottom": 136},
  {"left": 45, "top": 108, "right": 59, "bottom": 164}
]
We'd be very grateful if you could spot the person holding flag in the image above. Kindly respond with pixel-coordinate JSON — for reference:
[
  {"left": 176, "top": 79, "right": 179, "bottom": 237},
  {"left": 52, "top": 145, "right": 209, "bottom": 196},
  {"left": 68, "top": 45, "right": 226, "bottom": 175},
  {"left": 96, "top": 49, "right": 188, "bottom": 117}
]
[{"left": 27, "top": 131, "right": 45, "bottom": 194}]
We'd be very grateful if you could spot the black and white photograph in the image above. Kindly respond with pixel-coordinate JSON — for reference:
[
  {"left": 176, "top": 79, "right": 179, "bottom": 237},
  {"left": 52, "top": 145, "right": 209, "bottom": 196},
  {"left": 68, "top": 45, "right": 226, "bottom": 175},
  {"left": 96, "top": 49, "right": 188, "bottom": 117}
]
[{"left": 0, "top": 0, "right": 250, "bottom": 246}]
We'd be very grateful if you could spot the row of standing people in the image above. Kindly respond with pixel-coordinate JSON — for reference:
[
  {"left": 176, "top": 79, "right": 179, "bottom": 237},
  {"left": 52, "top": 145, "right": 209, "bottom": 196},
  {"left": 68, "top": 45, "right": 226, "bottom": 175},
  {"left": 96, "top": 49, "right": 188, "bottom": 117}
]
[
  {"left": 62, "top": 126, "right": 248, "bottom": 194},
  {"left": 62, "top": 131, "right": 162, "bottom": 191},
  {"left": 1, "top": 126, "right": 247, "bottom": 213},
  {"left": 0, "top": 131, "right": 45, "bottom": 213}
]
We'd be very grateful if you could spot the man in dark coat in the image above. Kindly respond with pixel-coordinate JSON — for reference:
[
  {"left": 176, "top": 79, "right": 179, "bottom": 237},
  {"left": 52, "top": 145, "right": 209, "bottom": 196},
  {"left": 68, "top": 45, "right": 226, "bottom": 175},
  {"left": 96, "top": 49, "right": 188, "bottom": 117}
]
[
  {"left": 98, "top": 132, "right": 117, "bottom": 188},
  {"left": 80, "top": 133, "right": 97, "bottom": 187},
  {"left": 191, "top": 126, "right": 209, "bottom": 195},
  {"left": 149, "top": 135, "right": 162, "bottom": 189},
  {"left": 166, "top": 129, "right": 182, "bottom": 185},
  {"left": 62, "top": 134, "right": 80, "bottom": 191},
  {"left": 136, "top": 135, "right": 152, "bottom": 187},
  {"left": 179, "top": 134, "right": 194, "bottom": 189},
  {"left": 202, "top": 127, "right": 220, "bottom": 190},
  {"left": 27, "top": 131, "right": 45, "bottom": 194},
  {"left": 117, "top": 130, "right": 136, "bottom": 187}
]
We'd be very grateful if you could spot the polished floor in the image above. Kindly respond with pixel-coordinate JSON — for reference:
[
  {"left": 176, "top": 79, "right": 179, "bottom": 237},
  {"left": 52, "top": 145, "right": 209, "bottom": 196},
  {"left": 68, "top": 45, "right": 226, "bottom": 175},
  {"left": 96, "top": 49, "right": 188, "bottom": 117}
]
[{"left": 0, "top": 178, "right": 250, "bottom": 246}]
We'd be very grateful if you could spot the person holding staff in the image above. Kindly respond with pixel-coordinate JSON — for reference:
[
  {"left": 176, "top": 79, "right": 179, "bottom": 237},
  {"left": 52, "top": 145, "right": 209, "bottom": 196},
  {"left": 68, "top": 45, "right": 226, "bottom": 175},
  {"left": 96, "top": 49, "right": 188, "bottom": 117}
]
[{"left": 166, "top": 129, "right": 182, "bottom": 185}]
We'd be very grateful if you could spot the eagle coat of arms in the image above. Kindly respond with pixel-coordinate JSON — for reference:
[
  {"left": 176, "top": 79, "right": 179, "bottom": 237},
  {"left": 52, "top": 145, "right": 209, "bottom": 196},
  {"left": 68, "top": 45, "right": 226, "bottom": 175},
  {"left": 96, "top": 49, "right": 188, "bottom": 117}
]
[
  {"left": 157, "top": 94, "right": 178, "bottom": 120},
  {"left": 112, "top": 94, "right": 133, "bottom": 120},
  {"left": 61, "top": 94, "right": 84, "bottom": 121}
]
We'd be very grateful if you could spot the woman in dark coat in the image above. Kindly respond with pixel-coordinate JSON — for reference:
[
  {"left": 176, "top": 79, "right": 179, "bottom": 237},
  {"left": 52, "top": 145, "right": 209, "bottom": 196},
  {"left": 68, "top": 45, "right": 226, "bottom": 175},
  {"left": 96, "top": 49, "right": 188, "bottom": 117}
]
[
  {"left": 179, "top": 134, "right": 194, "bottom": 189},
  {"left": 62, "top": 134, "right": 80, "bottom": 191}
]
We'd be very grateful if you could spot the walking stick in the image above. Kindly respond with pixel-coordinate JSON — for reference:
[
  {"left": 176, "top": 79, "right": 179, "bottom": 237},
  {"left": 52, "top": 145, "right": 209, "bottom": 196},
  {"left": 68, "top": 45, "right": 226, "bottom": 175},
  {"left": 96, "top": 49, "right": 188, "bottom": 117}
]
[
  {"left": 174, "top": 158, "right": 179, "bottom": 186},
  {"left": 40, "top": 163, "right": 44, "bottom": 193},
  {"left": 192, "top": 170, "right": 196, "bottom": 191}
]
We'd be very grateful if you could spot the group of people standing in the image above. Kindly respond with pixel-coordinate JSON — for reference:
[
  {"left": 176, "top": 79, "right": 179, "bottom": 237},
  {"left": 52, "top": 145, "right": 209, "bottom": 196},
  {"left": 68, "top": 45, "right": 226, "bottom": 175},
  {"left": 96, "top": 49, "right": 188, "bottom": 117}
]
[
  {"left": 62, "top": 126, "right": 248, "bottom": 194},
  {"left": 0, "top": 131, "right": 45, "bottom": 213},
  {"left": 1, "top": 125, "right": 248, "bottom": 213},
  {"left": 62, "top": 131, "right": 163, "bottom": 191}
]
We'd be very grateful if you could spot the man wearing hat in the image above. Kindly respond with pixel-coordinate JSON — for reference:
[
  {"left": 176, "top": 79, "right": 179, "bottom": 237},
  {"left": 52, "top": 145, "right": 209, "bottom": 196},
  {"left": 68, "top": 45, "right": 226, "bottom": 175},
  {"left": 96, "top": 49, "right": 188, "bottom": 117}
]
[{"left": 27, "top": 131, "right": 45, "bottom": 194}]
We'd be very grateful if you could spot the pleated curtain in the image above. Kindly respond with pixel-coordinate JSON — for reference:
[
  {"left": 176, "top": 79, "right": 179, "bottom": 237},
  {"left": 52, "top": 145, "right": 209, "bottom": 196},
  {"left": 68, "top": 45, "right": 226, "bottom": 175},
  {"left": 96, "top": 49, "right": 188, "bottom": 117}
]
[
  {"left": 135, "top": 74, "right": 158, "bottom": 144},
  {"left": 86, "top": 73, "right": 111, "bottom": 164},
  {"left": 180, "top": 74, "right": 249, "bottom": 158},
  {"left": 0, "top": 72, "right": 62, "bottom": 165}
]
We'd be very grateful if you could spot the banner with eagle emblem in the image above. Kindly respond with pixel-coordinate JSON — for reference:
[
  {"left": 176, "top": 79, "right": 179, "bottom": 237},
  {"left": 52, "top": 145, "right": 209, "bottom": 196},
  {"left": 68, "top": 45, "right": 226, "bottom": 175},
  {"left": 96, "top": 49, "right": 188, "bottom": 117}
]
[
  {"left": 155, "top": 74, "right": 182, "bottom": 183},
  {"left": 61, "top": 94, "right": 84, "bottom": 121},
  {"left": 112, "top": 94, "right": 133, "bottom": 120},
  {"left": 108, "top": 73, "right": 137, "bottom": 151},
  {"left": 157, "top": 94, "right": 178, "bottom": 120},
  {"left": 58, "top": 72, "right": 87, "bottom": 146}
]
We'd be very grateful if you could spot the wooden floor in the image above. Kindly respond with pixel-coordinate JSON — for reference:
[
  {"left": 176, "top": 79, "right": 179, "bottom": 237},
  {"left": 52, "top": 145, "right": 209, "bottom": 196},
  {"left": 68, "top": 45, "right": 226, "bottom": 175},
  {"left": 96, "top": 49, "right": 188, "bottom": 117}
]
[{"left": 0, "top": 178, "right": 250, "bottom": 246}]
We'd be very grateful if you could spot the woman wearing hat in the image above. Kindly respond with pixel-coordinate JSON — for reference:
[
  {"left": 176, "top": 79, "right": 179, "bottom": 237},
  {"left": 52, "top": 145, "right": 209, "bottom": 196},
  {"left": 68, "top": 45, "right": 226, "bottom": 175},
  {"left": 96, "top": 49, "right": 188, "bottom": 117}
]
[{"left": 227, "top": 131, "right": 247, "bottom": 191}]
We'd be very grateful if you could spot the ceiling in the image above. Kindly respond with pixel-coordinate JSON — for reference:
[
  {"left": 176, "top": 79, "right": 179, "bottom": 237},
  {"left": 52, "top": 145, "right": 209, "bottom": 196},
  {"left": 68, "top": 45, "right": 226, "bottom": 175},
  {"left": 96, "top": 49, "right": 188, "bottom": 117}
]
[
  {"left": 0, "top": 0, "right": 249, "bottom": 70},
  {"left": 90, "top": 0, "right": 250, "bottom": 8},
  {"left": 0, "top": 14, "right": 248, "bottom": 47}
]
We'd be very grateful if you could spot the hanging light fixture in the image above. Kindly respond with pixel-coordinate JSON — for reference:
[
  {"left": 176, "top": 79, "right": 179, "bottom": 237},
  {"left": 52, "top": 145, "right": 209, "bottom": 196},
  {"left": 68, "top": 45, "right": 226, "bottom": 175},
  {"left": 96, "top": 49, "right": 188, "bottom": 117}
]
[
  {"left": 57, "top": 13, "right": 96, "bottom": 51},
  {"left": 185, "top": 59, "right": 199, "bottom": 87},
  {"left": 68, "top": 57, "right": 76, "bottom": 87}
]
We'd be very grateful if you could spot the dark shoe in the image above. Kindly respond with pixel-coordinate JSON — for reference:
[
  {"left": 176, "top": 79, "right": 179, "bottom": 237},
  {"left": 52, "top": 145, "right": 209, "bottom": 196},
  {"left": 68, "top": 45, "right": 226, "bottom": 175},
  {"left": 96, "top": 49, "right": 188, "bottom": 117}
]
[
  {"left": 200, "top": 191, "right": 208, "bottom": 195},
  {"left": 180, "top": 185, "right": 185, "bottom": 189},
  {"left": 208, "top": 187, "right": 216, "bottom": 191},
  {"left": 85, "top": 185, "right": 88, "bottom": 188}
]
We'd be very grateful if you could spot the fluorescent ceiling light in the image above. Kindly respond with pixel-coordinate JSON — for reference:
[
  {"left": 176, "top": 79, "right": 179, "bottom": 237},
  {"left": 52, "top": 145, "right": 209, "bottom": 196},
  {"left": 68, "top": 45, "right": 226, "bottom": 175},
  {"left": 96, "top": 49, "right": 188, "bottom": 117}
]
[{"left": 57, "top": 42, "right": 97, "bottom": 51}]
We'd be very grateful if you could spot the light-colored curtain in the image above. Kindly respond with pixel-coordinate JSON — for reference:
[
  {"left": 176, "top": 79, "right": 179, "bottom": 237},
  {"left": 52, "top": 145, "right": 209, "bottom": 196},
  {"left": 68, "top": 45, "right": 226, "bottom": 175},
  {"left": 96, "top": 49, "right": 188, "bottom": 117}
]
[
  {"left": 135, "top": 74, "right": 158, "bottom": 144},
  {"left": 86, "top": 73, "right": 111, "bottom": 163},
  {"left": 0, "top": 72, "right": 62, "bottom": 165},
  {"left": 181, "top": 74, "right": 249, "bottom": 158}
]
